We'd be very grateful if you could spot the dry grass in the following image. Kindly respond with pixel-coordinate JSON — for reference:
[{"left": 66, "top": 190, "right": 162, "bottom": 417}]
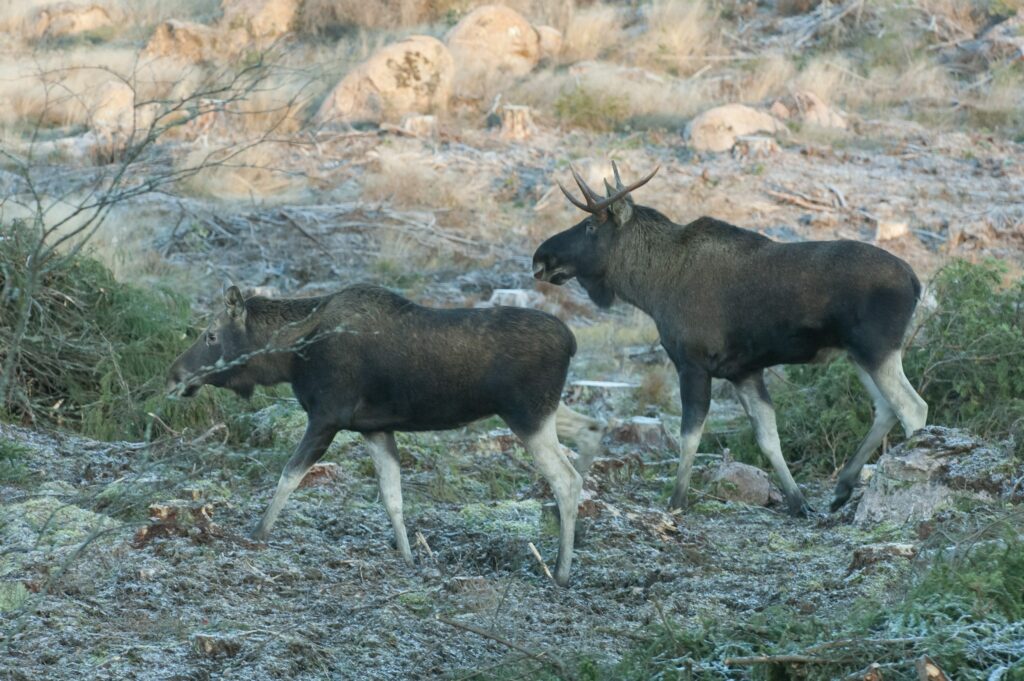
[
  {"left": 561, "top": 3, "right": 623, "bottom": 63},
  {"left": 739, "top": 53, "right": 796, "bottom": 103},
  {"left": 514, "top": 63, "right": 716, "bottom": 129},
  {"left": 360, "top": 144, "right": 491, "bottom": 229},
  {"left": 176, "top": 142, "right": 309, "bottom": 202},
  {"left": 629, "top": 0, "right": 719, "bottom": 76}
]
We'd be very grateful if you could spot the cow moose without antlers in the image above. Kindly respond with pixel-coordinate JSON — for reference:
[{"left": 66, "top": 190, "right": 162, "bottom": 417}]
[
  {"left": 167, "top": 284, "right": 604, "bottom": 586},
  {"left": 532, "top": 162, "right": 928, "bottom": 515}
]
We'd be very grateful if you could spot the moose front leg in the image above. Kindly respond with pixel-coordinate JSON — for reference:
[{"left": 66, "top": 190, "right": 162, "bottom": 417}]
[
  {"left": 364, "top": 431, "right": 413, "bottom": 566},
  {"left": 669, "top": 364, "right": 711, "bottom": 511},
  {"left": 252, "top": 418, "right": 338, "bottom": 540}
]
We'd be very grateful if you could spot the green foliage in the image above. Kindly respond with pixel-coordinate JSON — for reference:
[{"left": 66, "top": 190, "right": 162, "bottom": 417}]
[
  {"left": 554, "top": 87, "right": 630, "bottom": 132},
  {"left": 0, "top": 221, "right": 257, "bottom": 441},
  {"left": 715, "top": 260, "right": 1024, "bottom": 476},
  {"left": 0, "top": 437, "right": 32, "bottom": 484}
]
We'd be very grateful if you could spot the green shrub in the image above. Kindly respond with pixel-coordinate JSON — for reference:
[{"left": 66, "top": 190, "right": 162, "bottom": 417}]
[
  {"left": 554, "top": 87, "right": 630, "bottom": 132},
  {"left": 714, "top": 260, "right": 1024, "bottom": 476},
  {"left": 0, "top": 221, "right": 260, "bottom": 441}
]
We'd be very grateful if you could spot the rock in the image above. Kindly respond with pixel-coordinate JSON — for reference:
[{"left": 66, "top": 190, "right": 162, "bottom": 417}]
[
  {"left": 972, "top": 12, "right": 1024, "bottom": 63},
  {"left": 143, "top": 20, "right": 230, "bottom": 63},
  {"left": 192, "top": 632, "right": 242, "bottom": 657},
  {"left": 848, "top": 542, "right": 918, "bottom": 571},
  {"left": 481, "top": 288, "right": 542, "bottom": 308},
  {"left": 220, "top": 0, "right": 298, "bottom": 40},
  {"left": 298, "top": 462, "right": 341, "bottom": 489},
  {"left": 446, "top": 5, "right": 541, "bottom": 79},
  {"left": 535, "top": 25, "right": 563, "bottom": 61},
  {"left": 705, "top": 459, "right": 783, "bottom": 506},
  {"left": 793, "top": 90, "right": 848, "bottom": 129},
  {"left": 315, "top": 35, "right": 454, "bottom": 126},
  {"left": 498, "top": 104, "right": 535, "bottom": 140},
  {"left": 686, "top": 104, "right": 785, "bottom": 153},
  {"left": 29, "top": 2, "right": 113, "bottom": 40},
  {"left": 875, "top": 220, "right": 909, "bottom": 242},
  {"left": 398, "top": 113, "right": 438, "bottom": 137},
  {"left": 854, "top": 426, "right": 1022, "bottom": 527},
  {"left": 770, "top": 100, "right": 791, "bottom": 119},
  {"left": 732, "top": 134, "right": 780, "bottom": 159},
  {"left": 610, "top": 416, "right": 678, "bottom": 453}
]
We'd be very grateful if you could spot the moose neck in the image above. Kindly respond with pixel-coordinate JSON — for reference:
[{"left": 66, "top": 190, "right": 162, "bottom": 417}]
[
  {"left": 244, "top": 296, "right": 329, "bottom": 386},
  {"left": 605, "top": 207, "right": 696, "bottom": 320}
]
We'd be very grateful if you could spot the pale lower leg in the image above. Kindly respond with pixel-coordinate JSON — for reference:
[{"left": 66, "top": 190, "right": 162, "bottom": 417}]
[
  {"left": 555, "top": 402, "right": 606, "bottom": 477},
  {"left": 365, "top": 431, "right": 413, "bottom": 565},
  {"left": 519, "top": 412, "right": 582, "bottom": 587}
]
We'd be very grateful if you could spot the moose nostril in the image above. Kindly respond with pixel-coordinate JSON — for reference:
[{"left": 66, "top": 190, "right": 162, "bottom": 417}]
[{"left": 533, "top": 261, "right": 546, "bottom": 278}]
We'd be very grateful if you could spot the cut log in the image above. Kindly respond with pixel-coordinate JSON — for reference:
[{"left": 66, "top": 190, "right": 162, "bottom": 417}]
[{"left": 499, "top": 105, "right": 535, "bottom": 141}]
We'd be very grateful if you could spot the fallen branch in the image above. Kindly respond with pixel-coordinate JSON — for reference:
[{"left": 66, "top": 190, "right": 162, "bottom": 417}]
[
  {"left": 527, "top": 541, "right": 554, "bottom": 583},
  {"left": 725, "top": 654, "right": 831, "bottom": 666},
  {"left": 437, "top": 616, "right": 567, "bottom": 675}
]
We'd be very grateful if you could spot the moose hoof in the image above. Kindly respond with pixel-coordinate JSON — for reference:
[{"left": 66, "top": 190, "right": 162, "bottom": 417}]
[
  {"left": 788, "top": 499, "right": 816, "bottom": 518},
  {"left": 250, "top": 527, "right": 271, "bottom": 542},
  {"left": 830, "top": 481, "right": 853, "bottom": 512}
]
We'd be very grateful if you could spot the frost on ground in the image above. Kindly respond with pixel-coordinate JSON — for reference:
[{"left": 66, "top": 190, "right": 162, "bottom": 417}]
[{"left": 5, "top": 416, "right": 1017, "bottom": 680}]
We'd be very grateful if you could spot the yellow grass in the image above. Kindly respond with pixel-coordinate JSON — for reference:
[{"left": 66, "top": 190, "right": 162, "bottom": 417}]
[
  {"left": 561, "top": 3, "right": 623, "bottom": 63},
  {"left": 629, "top": 0, "right": 718, "bottom": 76},
  {"left": 740, "top": 54, "right": 796, "bottom": 103}
]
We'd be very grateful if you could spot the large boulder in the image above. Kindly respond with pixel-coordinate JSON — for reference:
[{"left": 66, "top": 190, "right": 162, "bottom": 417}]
[
  {"left": 143, "top": 19, "right": 246, "bottom": 63},
  {"left": 446, "top": 5, "right": 541, "bottom": 78},
  {"left": 220, "top": 0, "right": 298, "bottom": 40},
  {"left": 854, "top": 426, "right": 1023, "bottom": 527},
  {"left": 686, "top": 104, "right": 785, "bottom": 153},
  {"left": 535, "top": 25, "right": 563, "bottom": 61},
  {"left": 29, "top": 2, "right": 113, "bottom": 40},
  {"left": 316, "top": 35, "right": 454, "bottom": 125}
]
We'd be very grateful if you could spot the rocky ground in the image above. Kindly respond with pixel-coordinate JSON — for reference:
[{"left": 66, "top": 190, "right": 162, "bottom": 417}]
[{"left": 7, "top": 416, "right": 992, "bottom": 680}]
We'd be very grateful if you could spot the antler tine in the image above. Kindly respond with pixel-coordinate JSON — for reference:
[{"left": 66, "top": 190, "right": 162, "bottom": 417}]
[
  {"left": 591, "top": 165, "right": 661, "bottom": 211},
  {"left": 557, "top": 179, "right": 593, "bottom": 213},
  {"left": 611, "top": 160, "right": 625, "bottom": 190},
  {"left": 569, "top": 164, "right": 602, "bottom": 209}
]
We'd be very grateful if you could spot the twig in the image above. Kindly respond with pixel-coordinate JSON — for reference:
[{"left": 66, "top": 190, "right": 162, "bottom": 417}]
[
  {"left": 527, "top": 541, "right": 554, "bottom": 583},
  {"left": 766, "top": 189, "right": 836, "bottom": 213},
  {"left": 725, "top": 653, "right": 831, "bottom": 666},
  {"left": 415, "top": 531, "right": 436, "bottom": 565},
  {"left": 437, "top": 616, "right": 567, "bottom": 675}
]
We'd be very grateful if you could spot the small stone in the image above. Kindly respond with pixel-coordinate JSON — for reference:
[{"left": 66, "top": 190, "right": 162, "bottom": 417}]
[
  {"left": 770, "top": 100, "right": 791, "bottom": 119},
  {"left": 732, "top": 135, "right": 780, "bottom": 159},
  {"left": 849, "top": 542, "right": 918, "bottom": 571},
  {"left": 611, "top": 416, "right": 678, "bottom": 453},
  {"left": 192, "top": 632, "right": 241, "bottom": 658},
  {"left": 298, "top": 462, "right": 341, "bottom": 489},
  {"left": 875, "top": 220, "right": 909, "bottom": 241},
  {"left": 705, "top": 460, "right": 782, "bottom": 506},
  {"left": 399, "top": 114, "right": 438, "bottom": 138}
]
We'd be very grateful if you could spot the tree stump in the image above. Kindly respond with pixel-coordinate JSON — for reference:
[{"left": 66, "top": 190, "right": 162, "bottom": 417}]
[{"left": 499, "top": 105, "right": 534, "bottom": 141}]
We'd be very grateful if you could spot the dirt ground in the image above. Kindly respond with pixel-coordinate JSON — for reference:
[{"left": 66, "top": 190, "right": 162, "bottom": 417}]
[{"left": 0, "top": 409, "right": 913, "bottom": 681}]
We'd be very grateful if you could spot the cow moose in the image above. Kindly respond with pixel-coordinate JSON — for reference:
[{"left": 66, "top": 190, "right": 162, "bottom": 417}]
[
  {"left": 167, "top": 284, "right": 604, "bottom": 587},
  {"left": 532, "top": 162, "right": 928, "bottom": 515}
]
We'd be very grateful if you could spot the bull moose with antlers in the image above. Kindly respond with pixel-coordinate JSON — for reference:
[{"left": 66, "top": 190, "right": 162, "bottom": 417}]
[{"left": 532, "top": 162, "right": 927, "bottom": 515}]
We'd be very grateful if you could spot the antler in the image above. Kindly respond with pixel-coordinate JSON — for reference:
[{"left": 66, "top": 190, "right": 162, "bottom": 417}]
[{"left": 558, "top": 162, "right": 660, "bottom": 216}]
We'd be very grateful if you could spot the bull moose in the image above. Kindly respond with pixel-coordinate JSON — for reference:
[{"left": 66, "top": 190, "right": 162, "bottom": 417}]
[
  {"left": 167, "top": 284, "right": 603, "bottom": 587},
  {"left": 532, "top": 162, "right": 927, "bottom": 516}
]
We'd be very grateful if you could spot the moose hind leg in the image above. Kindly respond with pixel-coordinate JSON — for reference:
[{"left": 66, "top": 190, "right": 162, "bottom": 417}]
[
  {"left": 733, "top": 373, "right": 811, "bottom": 517},
  {"left": 253, "top": 419, "right": 338, "bottom": 540},
  {"left": 870, "top": 352, "right": 927, "bottom": 437},
  {"left": 515, "top": 411, "right": 582, "bottom": 587},
  {"left": 830, "top": 362, "right": 898, "bottom": 512},
  {"left": 365, "top": 431, "right": 413, "bottom": 566}
]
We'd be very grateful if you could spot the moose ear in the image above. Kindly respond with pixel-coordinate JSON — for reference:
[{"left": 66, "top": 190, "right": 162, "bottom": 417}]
[
  {"left": 225, "top": 285, "right": 246, "bottom": 321},
  {"left": 603, "top": 178, "right": 634, "bottom": 227}
]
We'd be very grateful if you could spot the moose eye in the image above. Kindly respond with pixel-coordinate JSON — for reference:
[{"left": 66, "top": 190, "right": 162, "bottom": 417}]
[{"left": 206, "top": 331, "right": 218, "bottom": 345}]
